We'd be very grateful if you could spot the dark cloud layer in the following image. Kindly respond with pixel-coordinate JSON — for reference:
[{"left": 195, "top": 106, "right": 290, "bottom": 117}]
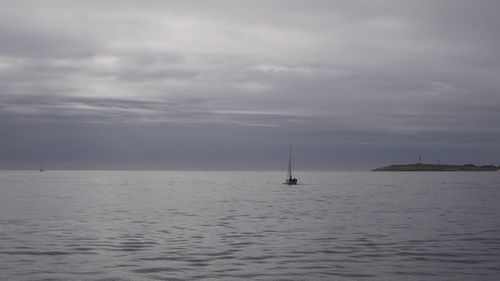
[{"left": 1, "top": 0, "right": 499, "bottom": 170}]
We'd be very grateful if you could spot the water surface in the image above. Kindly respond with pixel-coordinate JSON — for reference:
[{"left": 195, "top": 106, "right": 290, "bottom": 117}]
[{"left": 1, "top": 171, "right": 499, "bottom": 280}]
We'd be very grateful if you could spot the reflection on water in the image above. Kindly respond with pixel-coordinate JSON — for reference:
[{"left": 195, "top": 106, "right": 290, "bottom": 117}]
[{"left": 1, "top": 171, "right": 500, "bottom": 280}]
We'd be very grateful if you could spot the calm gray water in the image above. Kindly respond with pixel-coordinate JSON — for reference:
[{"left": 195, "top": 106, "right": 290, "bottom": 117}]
[{"left": 1, "top": 171, "right": 499, "bottom": 280}]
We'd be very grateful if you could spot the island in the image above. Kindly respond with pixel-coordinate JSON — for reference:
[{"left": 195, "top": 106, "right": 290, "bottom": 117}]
[{"left": 372, "top": 163, "right": 500, "bottom": 172}]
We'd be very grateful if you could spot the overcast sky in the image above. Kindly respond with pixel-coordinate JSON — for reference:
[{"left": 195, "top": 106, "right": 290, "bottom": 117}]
[{"left": 1, "top": 0, "right": 499, "bottom": 170}]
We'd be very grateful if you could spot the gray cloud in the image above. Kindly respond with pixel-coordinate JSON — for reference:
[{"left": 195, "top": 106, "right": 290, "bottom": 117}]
[{"left": 1, "top": 0, "right": 500, "bottom": 169}]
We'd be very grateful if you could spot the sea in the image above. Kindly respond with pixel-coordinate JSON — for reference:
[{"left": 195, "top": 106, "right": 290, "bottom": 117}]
[{"left": 0, "top": 170, "right": 499, "bottom": 280}]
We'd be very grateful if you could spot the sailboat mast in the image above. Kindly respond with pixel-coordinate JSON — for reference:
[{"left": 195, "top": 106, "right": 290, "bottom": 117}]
[{"left": 288, "top": 144, "right": 292, "bottom": 179}]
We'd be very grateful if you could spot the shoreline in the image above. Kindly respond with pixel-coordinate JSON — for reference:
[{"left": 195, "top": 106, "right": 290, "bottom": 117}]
[{"left": 372, "top": 163, "right": 499, "bottom": 172}]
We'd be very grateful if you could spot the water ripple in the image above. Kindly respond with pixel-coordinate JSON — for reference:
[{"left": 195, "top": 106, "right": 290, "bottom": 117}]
[{"left": 1, "top": 171, "right": 500, "bottom": 280}]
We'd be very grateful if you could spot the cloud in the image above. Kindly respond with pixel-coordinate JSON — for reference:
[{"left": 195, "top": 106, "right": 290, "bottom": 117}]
[{"left": 1, "top": 0, "right": 500, "bottom": 168}]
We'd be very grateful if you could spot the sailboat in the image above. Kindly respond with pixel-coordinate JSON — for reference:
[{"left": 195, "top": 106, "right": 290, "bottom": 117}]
[
  {"left": 284, "top": 144, "right": 298, "bottom": 185},
  {"left": 39, "top": 162, "right": 44, "bottom": 172}
]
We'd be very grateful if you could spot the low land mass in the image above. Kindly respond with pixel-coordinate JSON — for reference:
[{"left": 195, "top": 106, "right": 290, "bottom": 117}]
[{"left": 372, "top": 163, "right": 500, "bottom": 172}]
